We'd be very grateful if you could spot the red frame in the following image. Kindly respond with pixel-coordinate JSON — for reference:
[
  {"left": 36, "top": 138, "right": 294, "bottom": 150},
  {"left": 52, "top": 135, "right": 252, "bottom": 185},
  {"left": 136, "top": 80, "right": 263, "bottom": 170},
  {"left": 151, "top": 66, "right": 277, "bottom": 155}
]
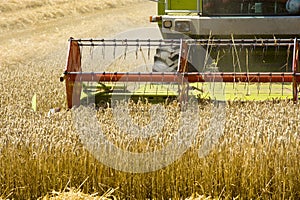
[{"left": 62, "top": 38, "right": 299, "bottom": 108}]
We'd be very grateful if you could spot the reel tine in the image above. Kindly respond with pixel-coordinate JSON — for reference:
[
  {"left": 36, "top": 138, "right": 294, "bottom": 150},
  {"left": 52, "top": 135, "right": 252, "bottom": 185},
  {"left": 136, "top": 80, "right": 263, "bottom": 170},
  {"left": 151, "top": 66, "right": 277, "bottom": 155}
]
[
  {"left": 102, "top": 40, "right": 105, "bottom": 59},
  {"left": 161, "top": 73, "right": 164, "bottom": 89},
  {"left": 139, "top": 46, "right": 148, "bottom": 69},
  {"left": 286, "top": 44, "right": 291, "bottom": 72},
  {"left": 250, "top": 43, "right": 254, "bottom": 53},
  {"left": 269, "top": 83, "right": 272, "bottom": 97},
  {"left": 125, "top": 72, "right": 129, "bottom": 93},
  {"left": 124, "top": 39, "right": 128, "bottom": 60},
  {"left": 274, "top": 38, "right": 279, "bottom": 57},
  {"left": 136, "top": 39, "right": 139, "bottom": 59},
  {"left": 113, "top": 39, "right": 116, "bottom": 59},
  {"left": 246, "top": 82, "right": 250, "bottom": 96},
  {"left": 239, "top": 42, "right": 243, "bottom": 52},
  {"left": 269, "top": 75, "right": 272, "bottom": 96},
  {"left": 253, "top": 42, "right": 257, "bottom": 51},
  {"left": 257, "top": 74, "right": 260, "bottom": 95},
  {"left": 234, "top": 82, "right": 237, "bottom": 96},
  {"left": 148, "top": 39, "right": 151, "bottom": 60},
  {"left": 261, "top": 39, "right": 267, "bottom": 59},
  {"left": 265, "top": 44, "right": 268, "bottom": 53},
  {"left": 282, "top": 75, "right": 284, "bottom": 96},
  {"left": 78, "top": 41, "right": 83, "bottom": 58},
  {"left": 275, "top": 44, "right": 279, "bottom": 57},
  {"left": 213, "top": 79, "right": 216, "bottom": 97},
  {"left": 90, "top": 39, "right": 94, "bottom": 60}
]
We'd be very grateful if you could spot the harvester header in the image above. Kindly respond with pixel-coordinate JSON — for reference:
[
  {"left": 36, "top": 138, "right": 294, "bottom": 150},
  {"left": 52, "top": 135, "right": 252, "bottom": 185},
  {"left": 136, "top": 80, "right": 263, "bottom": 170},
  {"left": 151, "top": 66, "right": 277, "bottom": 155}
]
[{"left": 61, "top": 37, "right": 300, "bottom": 108}]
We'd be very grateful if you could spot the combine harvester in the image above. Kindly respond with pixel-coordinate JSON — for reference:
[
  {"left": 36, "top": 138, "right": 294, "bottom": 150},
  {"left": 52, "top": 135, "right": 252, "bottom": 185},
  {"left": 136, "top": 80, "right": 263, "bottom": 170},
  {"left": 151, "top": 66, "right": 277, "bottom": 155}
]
[{"left": 61, "top": 0, "right": 300, "bottom": 108}]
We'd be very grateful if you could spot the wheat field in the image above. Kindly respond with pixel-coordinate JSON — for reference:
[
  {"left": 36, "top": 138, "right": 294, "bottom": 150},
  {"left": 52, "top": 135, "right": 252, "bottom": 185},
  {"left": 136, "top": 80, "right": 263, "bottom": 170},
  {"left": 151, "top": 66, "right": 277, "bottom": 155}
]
[
  {"left": 1, "top": 97, "right": 300, "bottom": 199},
  {"left": 1, "top": 0, "right": 300, "bottom": 199}
]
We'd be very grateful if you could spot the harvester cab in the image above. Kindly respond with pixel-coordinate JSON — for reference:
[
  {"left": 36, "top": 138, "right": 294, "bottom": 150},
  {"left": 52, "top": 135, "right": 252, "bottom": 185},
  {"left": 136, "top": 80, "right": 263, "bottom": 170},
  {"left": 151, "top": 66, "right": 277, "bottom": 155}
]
[{"left": 61, "top": 0, "right": 300, "bottom": 109}]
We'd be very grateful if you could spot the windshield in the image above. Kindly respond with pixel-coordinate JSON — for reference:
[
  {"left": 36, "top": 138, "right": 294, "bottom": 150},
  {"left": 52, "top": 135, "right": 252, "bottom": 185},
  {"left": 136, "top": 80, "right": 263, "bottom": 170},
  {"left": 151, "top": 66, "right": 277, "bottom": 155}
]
[{"left": 203, "top": 0, "right": 300, "bottom": 15}]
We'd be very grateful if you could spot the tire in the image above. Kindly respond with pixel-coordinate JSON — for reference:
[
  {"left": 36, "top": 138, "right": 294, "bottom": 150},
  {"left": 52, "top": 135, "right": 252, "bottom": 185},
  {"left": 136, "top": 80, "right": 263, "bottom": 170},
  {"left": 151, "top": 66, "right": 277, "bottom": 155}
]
[
  {"left": 152, "top": 45, "right": 214, "bottom": 72},
  {"left": 152, "top": 46, "right": 180, "bottom": 72}
]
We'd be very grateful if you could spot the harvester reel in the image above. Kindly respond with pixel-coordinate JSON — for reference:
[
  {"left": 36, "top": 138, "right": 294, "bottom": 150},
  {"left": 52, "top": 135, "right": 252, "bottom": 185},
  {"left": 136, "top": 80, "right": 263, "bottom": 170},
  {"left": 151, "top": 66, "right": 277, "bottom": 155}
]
[{"left": 62, "top": 37, "right": 300, "bottom": 109}]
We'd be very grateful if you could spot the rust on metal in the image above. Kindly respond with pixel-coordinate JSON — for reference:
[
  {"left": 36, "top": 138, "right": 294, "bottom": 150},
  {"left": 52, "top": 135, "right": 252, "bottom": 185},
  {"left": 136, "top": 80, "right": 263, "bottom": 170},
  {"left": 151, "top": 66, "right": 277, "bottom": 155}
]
[
  {"left": 65, "top": 38, "right": 82, "bottom": 108},
  {"left": 178, "top": 40, "right": 189, "bottom": 73},
  {"left": 178, "top": 40, "right": 189, "bottom": 103}
]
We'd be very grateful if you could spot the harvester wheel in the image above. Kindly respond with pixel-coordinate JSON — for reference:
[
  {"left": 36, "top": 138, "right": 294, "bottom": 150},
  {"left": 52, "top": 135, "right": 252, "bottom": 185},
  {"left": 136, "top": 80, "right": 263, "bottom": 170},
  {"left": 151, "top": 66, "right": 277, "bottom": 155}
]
[
  {"left": 152, "top": 46, "right": 180, "bottom": 72},
  {"left": 152, "top": 45, "right": 212, "bottom": 72}
]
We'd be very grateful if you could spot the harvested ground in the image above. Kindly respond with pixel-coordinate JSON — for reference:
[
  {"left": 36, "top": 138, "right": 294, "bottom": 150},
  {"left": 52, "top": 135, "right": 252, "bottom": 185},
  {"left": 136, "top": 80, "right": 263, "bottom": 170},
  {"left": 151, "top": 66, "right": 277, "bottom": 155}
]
[{"left": 0, "top": 0, "right": 156, "bottom": 67}]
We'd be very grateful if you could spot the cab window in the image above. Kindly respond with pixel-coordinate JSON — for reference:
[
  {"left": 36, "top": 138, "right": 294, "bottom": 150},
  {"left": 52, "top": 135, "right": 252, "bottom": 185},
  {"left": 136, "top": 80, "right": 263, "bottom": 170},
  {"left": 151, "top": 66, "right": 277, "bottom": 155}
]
[{"left": 203, "top": 0, "right": 300, "bottom": 15}]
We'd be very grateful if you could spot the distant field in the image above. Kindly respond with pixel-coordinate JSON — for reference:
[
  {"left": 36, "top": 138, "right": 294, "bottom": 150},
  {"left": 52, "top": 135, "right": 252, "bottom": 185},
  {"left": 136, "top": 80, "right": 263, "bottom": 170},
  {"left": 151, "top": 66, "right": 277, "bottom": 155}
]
[{"left": 0, "top": 0, "right": 143, "bottom": 32}]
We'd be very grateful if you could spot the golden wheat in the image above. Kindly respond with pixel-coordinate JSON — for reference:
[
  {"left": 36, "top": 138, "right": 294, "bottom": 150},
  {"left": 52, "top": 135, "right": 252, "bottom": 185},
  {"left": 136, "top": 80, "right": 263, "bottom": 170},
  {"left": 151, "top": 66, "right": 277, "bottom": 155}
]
[
  {"left": 1, "top": 54, "right": 300, "bottom": 199},
  {"left": 1, "top": 60, "right": 300, "bottom": 199},
  {"left": 1, "top": 81, "right": 300, "bottom": 199}
]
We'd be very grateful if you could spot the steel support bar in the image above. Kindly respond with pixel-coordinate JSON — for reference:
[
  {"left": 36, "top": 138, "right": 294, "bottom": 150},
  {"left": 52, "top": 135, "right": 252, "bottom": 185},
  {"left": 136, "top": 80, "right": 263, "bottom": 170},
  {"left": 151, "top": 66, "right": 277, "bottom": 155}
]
[
  {"left": 64, "top": 72, "right": 300, "bottom": 83},
  {"left": 71, "top": 38, "right": 298, "bottom": 48},
  {"left": 65, "top": 39, "right": 82, "bottom": 108}
]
